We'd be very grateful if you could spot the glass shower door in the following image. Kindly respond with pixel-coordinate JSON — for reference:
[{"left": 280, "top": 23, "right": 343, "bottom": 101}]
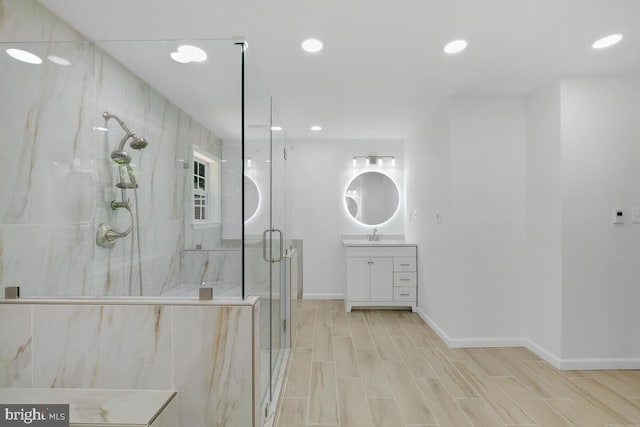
[
  {"left": 244, "top": 53, "right": 289, "bottom": 418},
  {"left": 270, "top": 101, "right": 288, "bottom": 404}
]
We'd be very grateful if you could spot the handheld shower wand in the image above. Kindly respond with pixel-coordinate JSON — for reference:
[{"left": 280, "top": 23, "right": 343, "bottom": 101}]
[
  {"left": 100, "top": 111, "right": 149, "bottom": 296},
  {"left": 103, "top": 112, "right": 149, "bottom": 195}
]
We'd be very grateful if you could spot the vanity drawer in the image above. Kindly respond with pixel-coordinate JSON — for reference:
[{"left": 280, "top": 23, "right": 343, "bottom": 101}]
[
  {"left": 393, "top": 272, "right": 416, "bottom": 287},
  {"left": 394, "top": 257, "right": 416, "bottom": 271},
  {"left": 393, "top": 287, "right": 416, "bottom": 302}
]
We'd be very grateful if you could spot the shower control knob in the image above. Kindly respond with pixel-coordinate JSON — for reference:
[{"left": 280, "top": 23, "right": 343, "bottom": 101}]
[{"left": 96, "top": 223, "right": 132, "bottom": 248}]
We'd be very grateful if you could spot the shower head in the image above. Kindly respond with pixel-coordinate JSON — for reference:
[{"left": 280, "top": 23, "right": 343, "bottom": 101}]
[
  {"left": 103, "top": 111, "right": 133, "bottom": 136},
  {"left": 111, "top": 150, "right": 131, "bottom": 165},
  {"left": 130, "top": 135, "right": 148, "bottom": 150}
]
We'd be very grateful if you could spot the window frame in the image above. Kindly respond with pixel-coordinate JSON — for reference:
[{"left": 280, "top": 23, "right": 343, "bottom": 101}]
[{"left": 192, "top": 150, "right": 221, "bottom": 228}]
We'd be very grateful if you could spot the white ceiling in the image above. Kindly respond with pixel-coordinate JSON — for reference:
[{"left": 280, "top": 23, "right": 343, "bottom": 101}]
[{"left": 38, "top": 0, "right": 640, "bottom": 140}]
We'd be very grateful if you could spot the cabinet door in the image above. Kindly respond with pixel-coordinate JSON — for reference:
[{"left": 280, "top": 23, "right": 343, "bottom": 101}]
[
  {"left": 346, "top": 258, "right": 370, "bottom": 301},
  {"left": 369, "top": 257, "right": 393, "bottom": 301}
]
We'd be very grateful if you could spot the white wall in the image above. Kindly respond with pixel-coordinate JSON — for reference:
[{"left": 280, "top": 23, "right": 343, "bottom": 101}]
[
  {"left": 406, "top": 97, "right": 526, "bottom": 341},
  {"left": 560, "top": 77, "right": 640, "bottom": 362},
  {"left": 404, "top": 108, "right": 452, "bottom": 332},
  {"left": 291, "top": 140, "right": 404, "bottom": 298},
  {"left": 406, "top": 79, "right": 640, "bottom": 368},
  {"left": 524, "top": 83, "right": 563, "bottom": 359}
]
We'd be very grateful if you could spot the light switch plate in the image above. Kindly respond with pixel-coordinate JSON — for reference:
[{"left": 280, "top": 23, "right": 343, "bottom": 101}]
[
  {"left": 632, "top": 207, "right": 640, "bottom": 224},
  {"left": 613, "top": 209, "right": 624, "bottom": 224}
]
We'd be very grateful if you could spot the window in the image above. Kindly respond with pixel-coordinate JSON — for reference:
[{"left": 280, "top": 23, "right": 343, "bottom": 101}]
[
  {"left": 192, "top": 150, "right": 220, "bottom": 226},
  {"left": 193, "top": 159, "right": 208, "bottom": 221}
]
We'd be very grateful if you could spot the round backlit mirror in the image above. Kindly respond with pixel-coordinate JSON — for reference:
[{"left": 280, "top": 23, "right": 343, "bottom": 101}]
[
  {"left": 244, "top": 175, "right": 259, "bottom": 221},
  {"left": 345, "top": 172, "right": 399, "bottom": 225}
]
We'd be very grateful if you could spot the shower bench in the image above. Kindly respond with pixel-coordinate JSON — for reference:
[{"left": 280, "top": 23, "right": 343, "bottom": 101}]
[{"left": 0, "top": 388, "right": 176, "bottom": 426}]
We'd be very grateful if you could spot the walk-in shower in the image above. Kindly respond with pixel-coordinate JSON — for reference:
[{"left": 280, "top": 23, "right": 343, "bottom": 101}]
[
  {"left": 1, "top": 9, "right": 291, "bottom": 422},
  {"left": 96, "top": 111, "right": 149, "bottom": 296}
]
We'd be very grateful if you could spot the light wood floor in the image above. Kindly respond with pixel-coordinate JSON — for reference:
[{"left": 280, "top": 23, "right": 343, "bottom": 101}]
[{"left": 274, "top": 300, "right": 640, "bottom": 427}]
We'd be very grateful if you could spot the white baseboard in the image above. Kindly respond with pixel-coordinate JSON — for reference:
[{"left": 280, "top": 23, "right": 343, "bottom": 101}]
[
  {"left": 416, "top": 307, "right": 640, "bottom": 370},
  {"left": 557, "top": 357, "right": 640, "bottom": 370},
  {"left": 521, "top": 338, "right": 562, "bottom": 369},
  {"left": 302, "top": 293, "right": 344, "bottom": 300},
  {"left": 416, "top": 307, "right": 524, "bottom": 348}
]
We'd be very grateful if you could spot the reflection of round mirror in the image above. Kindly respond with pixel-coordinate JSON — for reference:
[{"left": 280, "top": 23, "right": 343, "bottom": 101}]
[
  {"left": 345, "top": 196, "right": 359, "bottom": 217},
  {"left": 345, "top": 172, "right": 399, "bottom": 225},
  {"left": 244, "top": 175, "right": 259, "bottom": 221}
]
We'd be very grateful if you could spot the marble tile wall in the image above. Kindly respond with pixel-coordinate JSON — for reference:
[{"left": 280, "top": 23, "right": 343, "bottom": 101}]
[
  {"left": 0, "top": 304, "right": 32, "bottom": 387},
  {"left": 179, "top": 249, "right": 242, "bottom": 297},
  {"left": 0, "top": 301, "right": 257, "bottom": 427},
  {"left": 0, "top": 0, "right": 230, "bottom": 297}
]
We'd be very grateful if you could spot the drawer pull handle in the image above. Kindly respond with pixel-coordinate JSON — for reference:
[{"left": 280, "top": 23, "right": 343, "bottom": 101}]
[
  {"left": 400, "top": 278, "right": 410, "bottom": 281},
  {"left": 400, "top": 264, "right": 410, "bottom": 266},
  {"left": 400, "top": 293, "right": 410, "bottom": 296}
]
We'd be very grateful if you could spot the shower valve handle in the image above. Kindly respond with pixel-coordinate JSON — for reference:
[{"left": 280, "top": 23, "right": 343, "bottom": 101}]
[
  {"left": 96, "top": 223, "right": 132, "bottom": 248},
  {"left": 105, "top": 226, "right": 132, "bottom": 241}
]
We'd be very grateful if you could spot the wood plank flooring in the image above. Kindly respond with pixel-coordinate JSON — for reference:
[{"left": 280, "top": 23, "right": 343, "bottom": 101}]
[{"left": 275, "top": 300, "right": 640, "bottom": 427}]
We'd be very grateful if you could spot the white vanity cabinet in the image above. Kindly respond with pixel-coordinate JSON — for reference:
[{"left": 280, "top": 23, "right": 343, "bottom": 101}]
[{"left": 344, "top": 244, "right": 417, "bottom": 312}]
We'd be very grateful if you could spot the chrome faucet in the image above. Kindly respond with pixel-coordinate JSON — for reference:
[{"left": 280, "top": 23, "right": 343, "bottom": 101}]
[{"left": 369, "top": 228, "right": 380, "bottom": 241}]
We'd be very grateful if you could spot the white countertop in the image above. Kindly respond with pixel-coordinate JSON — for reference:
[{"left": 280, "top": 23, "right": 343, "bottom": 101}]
[
  {"left": 342, "top": 239, "right": 416, "bottom": 247},
  {"left": 341, "top": 233, "right": 415, "bottom": 247},
  {"left": 0, "top": 388, "right": 176, "bottom": 426}
]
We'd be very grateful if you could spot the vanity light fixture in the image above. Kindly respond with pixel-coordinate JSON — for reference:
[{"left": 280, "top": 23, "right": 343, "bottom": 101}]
[
  {"left": 247, "top": 158, "right": 252, "bottom": 168},
  {"left": 271, "top": 126, "right": 283, "bottom": 131},
  {"left": 310, "top": 125, "right": 322, "bottom": 131},
  {"left": 592, "top": 34, "right": 623, "bottom": 49},
  {"left": 6, "top": 48, "right": 43, "bottom": 64},
  {"left": 353, "top": 155, "right": 396, "bottom": 167}
]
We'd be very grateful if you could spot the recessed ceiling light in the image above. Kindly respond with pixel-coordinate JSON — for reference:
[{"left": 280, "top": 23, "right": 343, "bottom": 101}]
[
  {"left": 302, "top": 39, "right": 323, "bottom": 53},
  {"left": 592, "top": 34, "right": 623, "bottom": 49},
  {"left": 271, "top": 126, "right": 283, "bottom": 131},
  {"left": 310, "top": 125, "right": 322, "bottom": 131},
  {"left": 444, "top": 39, "right": 468, "bottom": 54},
  {"left": 6, "top": 48, "right": 42, "bottom": 64},
  {"left": 47, "top": 55, "right": 71, "bottom": 66},
  {"left": 170, "top": 45, "right": 208, "bottom": 64}
]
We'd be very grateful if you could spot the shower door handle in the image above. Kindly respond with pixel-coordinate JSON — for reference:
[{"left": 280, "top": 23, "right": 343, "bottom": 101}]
[
  {"left": 262, "top": 229, "right": 284, "bottom": 263},
  {"left": 272, "top": 228, "right": 284, "bottom": 263},
  {"left": 262, "top": 229, "right": 270, "bottom": 262}
]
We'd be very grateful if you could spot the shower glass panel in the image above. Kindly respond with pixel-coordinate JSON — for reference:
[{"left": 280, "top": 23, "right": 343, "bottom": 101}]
[
  {"left": 0, "top": 35, "right": 243, "bottom": 298},
  {"left": 244, "top": 54, "right": 290, "bottom": 415}
]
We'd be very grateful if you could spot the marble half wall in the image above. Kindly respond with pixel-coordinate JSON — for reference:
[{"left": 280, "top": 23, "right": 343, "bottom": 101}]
[{"left": 0, "top": 299, "right": 260, "bottom": 427}]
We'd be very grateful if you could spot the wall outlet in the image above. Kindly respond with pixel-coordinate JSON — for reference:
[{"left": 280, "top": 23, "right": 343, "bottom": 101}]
[{"left": 435, "top": 211, "right": 442, "bottom": 224}]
